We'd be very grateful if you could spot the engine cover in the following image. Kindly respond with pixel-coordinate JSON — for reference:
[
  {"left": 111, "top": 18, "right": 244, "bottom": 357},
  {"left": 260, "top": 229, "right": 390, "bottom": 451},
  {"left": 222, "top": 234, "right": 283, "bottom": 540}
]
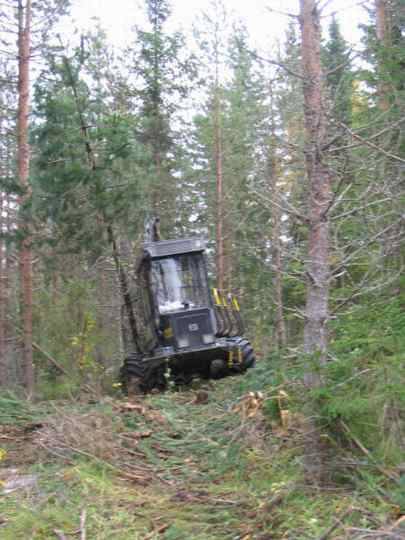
[{"left": 167, "top": 308, "right": 215, "bottom": 350}]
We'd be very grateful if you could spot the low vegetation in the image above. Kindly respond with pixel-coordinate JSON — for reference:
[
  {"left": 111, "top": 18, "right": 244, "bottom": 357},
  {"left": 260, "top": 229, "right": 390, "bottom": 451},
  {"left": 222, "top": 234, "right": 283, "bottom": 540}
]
[{"left": 1, "top": 346, "right": 403, "bottom": 539}]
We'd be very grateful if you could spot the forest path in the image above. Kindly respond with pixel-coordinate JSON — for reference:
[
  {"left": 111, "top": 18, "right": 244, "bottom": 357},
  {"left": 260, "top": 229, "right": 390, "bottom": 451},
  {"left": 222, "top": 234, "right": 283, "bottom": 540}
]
[
  {"left": 0, "top": 369, "right": 292, "bottom": 539},
  {"left": 0, "top": 365, "right": 395, "bottom": 539},
  {"left": 114, "top": 374, "right": 276, "bottom": 539}
]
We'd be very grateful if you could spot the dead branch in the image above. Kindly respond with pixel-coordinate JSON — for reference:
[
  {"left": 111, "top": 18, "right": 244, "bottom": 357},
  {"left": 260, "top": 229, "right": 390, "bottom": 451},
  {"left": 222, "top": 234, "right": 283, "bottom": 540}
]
[
  {"left": 144, "top": 523, "right": 170, "bottom": 539},
  {"left": 254, "top": 189, "right": 309, "bottom": 224},
  {"left": 249, "top": 50, "right": 305, "bottom": 80},
  {"left": 266, "top": 6, "right": 299, "bottom": 19},
  {"left": 53, "top": 530, "right": 67, "bottom": 540},
  {"left": 331, "top": 268, "right": 403, "bottom": 314},
  {"left": 325, "top": 182, "right": 353, "bottom": 217},
  {"left": 80, "top": 509, "right": 87, "bottom": 540},
  {"left": 324, "top": 50, "right": 356, "bottom": 76},
  {"left": 331, "top": 197, "right": 392, "bottom": 221},
  {"left": 328, "top": 115, "right": 405, "bottom": 153},
  {"left": 333, "top": 222, "right": 397, "bottom": 270},
  {"left": 331, "top": 369, "right": 373, "bottom": 389},
  {"left": 340, "top": 421, "right": 400, "bottom": 485},
  {"left": 36, "top": 440, "right": 74, "bottom": 464},
  {"left": 317, "top": 506, "right": 354, "bottom": 540},
  {"left": 9, "top": 316, "right": 69, "bottom": 376},
  {"left": 339, "top": 122, "right": 405, "bottom": 164}
]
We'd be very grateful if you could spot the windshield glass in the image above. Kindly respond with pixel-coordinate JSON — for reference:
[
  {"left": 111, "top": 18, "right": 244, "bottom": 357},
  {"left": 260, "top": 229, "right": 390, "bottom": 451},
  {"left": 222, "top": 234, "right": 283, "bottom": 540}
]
[{"left": 151, "top": 254, "right": 209, "bottom": 313}]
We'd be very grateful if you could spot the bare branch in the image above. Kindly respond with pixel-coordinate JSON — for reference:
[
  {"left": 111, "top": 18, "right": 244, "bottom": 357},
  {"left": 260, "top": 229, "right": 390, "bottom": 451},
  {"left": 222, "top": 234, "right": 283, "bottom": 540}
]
[
  {"left": 254, "top": 189, "right": 309, "bottom": 224},
  {"left": 332, "top": 198, "right": 392, "bottom": 221},
  {"left": 339, "top": 121, "right": 405, "bottom": 164},
  {"left": 328, "top": 115, "right": 405, "bottom": 153},
  {"left": 324, "top": 50, "right": 355, "bottom": 76},
  {"left": 249, "top": 50, "right": 305, "bottom": 80},
  {"left": 266, "top": 6, "right": 299, "bottom": 19},
  {"left": 332, "top": 268, "right": 403, "bottom": 313},
  {"left": 334, "top": 221, "right": 398, "bottom": 272}
]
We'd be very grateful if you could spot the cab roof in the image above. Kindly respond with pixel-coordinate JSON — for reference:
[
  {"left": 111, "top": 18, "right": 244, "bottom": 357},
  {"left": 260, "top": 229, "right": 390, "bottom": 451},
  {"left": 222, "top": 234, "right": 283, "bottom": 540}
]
[{"left": 143, "top": 237, "right": 207, "bottom": 259}]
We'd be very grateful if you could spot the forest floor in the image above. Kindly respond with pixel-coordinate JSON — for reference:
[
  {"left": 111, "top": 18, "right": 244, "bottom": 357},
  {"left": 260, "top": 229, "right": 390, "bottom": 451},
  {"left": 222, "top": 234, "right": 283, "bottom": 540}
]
[{"left": 0, "top": 360, "right": 403, "bottom": 539}]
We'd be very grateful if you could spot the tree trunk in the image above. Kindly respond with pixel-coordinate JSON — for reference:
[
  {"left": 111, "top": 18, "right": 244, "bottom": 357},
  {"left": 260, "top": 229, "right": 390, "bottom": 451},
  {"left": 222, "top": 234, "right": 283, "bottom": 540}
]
[
  {"left": 0, "top": 111, "right": 7, "bottom": 385},
  {"left": 0, "top": 189, "right": 7, "bottom": 385},
  {"left": 17, "top": 0, "right": 34, "bottom": 396},
  {"left": 214, "top": 78, "right": 225, "bottom": 292},
  {"left": 268, "top": 151, "right": 286, "bottom": 349},
  {"left": 300, "top": 0, "right": 331, "bottom": 385},
  {"left": 375, "top": 0, "right": 391, "bottom": 111}
]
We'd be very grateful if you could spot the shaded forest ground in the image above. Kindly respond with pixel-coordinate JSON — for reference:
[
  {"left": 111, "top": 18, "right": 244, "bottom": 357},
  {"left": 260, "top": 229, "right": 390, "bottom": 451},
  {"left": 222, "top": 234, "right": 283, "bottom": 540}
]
[{"left": 0, "top": 356, "right": 404, "bottom": 540}]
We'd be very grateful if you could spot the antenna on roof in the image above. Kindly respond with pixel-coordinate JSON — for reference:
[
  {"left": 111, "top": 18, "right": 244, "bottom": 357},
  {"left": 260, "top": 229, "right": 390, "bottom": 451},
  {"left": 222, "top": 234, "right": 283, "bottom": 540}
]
[
  {"left": 144, "top": 216, "right": 161, "bottom": 242},
  {"left": 152, "top": 217, "right": 161, "bottom": 242}
]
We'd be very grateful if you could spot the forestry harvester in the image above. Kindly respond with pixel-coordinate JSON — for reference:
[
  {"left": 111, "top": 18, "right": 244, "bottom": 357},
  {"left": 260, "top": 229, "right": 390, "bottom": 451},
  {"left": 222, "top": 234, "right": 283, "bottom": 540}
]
[{"left": 119, "top": 219, "right": 255, "bottom": 393}]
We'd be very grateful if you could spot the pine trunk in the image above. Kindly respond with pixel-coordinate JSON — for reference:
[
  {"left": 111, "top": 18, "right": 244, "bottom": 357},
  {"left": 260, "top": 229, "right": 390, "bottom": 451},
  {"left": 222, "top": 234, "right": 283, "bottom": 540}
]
[
  {"left": 215, "top": 87, "right": 225, "bottom": 292},
  {"left": 375, "top": 0, "right": 391, "bottom": 111},
  {"left": 0, "top": 190, "right": 6, "bottom": 385},
  {"left": 300, "top": 0, "right": 331, "bottom": 385},
  {"left": 268, "top": 152, "right": 286, "bottom": 349},
  {"left": 17, "top": 0, "right": 34, "bottom": 396}
]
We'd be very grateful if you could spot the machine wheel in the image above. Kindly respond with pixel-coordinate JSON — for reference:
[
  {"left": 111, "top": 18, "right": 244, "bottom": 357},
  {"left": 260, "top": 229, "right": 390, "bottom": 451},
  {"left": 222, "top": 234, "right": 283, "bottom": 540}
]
[
  {"left": 242, "top": 339, "right": 255, "bottom": 370},
  {"left": 120, "top": 353, "right": 149, "bottom": 395},
  {"left": 121, "top": 352, "right": 169, "bottom": 394},
  {"left": 233, "top": 337, "right": 256, "bottom": 371},
  {"left": 120, "top": 366, "right": 143, "bottom": 395},
  {"left": 210, "top": 358, "right": 227, "bottom": 379},
  {"left": 126, "top": 375, "right": 143, "bottom": 397}
]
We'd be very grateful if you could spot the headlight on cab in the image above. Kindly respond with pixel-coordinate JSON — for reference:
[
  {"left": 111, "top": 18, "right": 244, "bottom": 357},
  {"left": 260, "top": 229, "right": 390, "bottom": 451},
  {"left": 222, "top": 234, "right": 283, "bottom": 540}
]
[
  {"left": 177, "top": 337, "right": 190, "bottom": 348},
  {"left": 202, "top": 333, "right": 214, "bottom": 344}
]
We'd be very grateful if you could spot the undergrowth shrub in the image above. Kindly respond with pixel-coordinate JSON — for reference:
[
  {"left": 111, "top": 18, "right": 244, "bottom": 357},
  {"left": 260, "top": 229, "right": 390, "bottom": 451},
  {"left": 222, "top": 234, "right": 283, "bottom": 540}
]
[
  {"left": 0, "top": 392, "right": 42, "bottom": 425},
  {"left": 312, "top": 291, "right": 405, "bottom": 463},
  {"left": 34, "top": 277, "right": 121, "bottom": 400}
]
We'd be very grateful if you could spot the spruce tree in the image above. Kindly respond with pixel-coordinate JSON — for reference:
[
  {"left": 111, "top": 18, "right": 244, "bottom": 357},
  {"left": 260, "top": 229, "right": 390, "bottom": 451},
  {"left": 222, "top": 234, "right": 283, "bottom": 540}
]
[
  {"left": 131, "top": 0, "right": 196, "bottom": 236},
  {"left": 33, "top": 35, "right": 141, "bottom": 257},
  {"left": 323, "top": 15, "right": 353, "bottom": 125},
  {"left": 222, "top": 25, "right": 271, "bottom": 314}
]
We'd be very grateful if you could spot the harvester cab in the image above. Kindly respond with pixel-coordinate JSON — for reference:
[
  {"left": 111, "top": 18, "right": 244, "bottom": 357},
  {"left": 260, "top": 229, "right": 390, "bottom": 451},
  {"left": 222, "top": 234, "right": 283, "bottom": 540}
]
[{"left": 120, "top": 235, "right": 255, "bottom": 394}]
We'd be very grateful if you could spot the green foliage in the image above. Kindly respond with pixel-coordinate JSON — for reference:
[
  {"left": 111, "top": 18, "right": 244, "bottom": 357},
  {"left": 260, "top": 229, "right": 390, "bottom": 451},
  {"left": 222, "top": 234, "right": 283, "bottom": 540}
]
[
  {"left": 308, "top": 289, "right": 405, "bottom": 463},
  {"left": 392, "top": 476, "right": 405, "bottom": 513},
  {"left": 0, "top": 363, "right": 394, "bottom": 539},
  {"left": 127, "top": 0, "right": 197, "bottom": 236},
  {"left": 0, "top": 392, "right": 44, "bottom": 425},
  {"left": 190, "top": 20, "right": 274, "bottom": 336},
  {"left": 32, "top": 32, "right": 146, "bottom": 256},
  {"left": 322, "top": 15, "right": 353, "bottom": 124},
  {"left": 360, "top": 0, "right": 405, "bottom": 111},
  {"left": 33, "top": 275, "right": 117, "bottom": 397}
]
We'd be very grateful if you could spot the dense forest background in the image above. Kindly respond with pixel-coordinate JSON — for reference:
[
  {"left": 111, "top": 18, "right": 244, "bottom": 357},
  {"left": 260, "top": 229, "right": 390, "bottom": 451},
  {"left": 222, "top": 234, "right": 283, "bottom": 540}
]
[
  {"left": 1, "top": 0, "right": 403, "bottom": 394},
  {"left": 0, "top": 0, "right": 404, "bottom": 537}
]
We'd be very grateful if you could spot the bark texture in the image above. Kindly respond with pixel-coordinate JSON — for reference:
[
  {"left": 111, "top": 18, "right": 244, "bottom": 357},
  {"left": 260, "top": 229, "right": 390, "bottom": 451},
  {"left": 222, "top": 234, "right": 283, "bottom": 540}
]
[
  {"left": 214, "top": 47, "right": 225, "bottom": 292},
  {"left": 375, "top": 0, "right": 391, "bottom": 111},
  {"left": 300, "top": 0, "right": 331, "bottom": 385},
  {"left": 268, "top": 150, "right": 286, "bottom": 349},
  {"left": 0, "top": 190, "right": 6, "bottom": 385},
  {"left": 215, "top": 97, "right": 225, "bottom": 292},
  {"left": 17, "top": 0, "right": 34, "bottom": 396}
]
